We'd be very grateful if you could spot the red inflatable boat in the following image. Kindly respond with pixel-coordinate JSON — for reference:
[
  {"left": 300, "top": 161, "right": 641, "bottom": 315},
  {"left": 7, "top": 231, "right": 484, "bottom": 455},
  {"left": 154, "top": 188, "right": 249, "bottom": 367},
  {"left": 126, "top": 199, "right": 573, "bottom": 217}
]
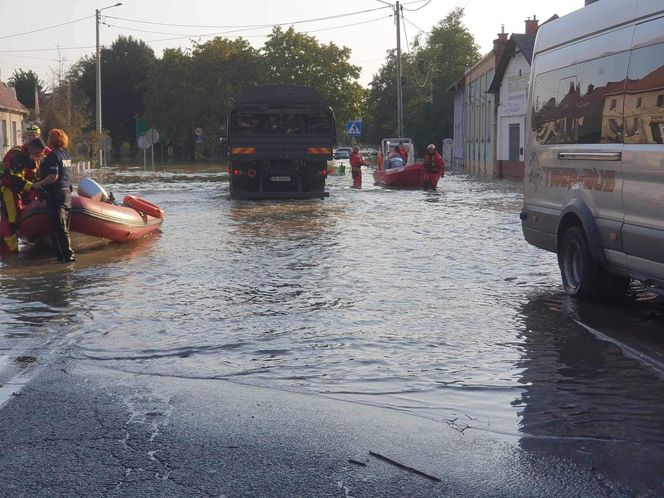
[
  {"left": 17, "top": 195, "right": 164, "bottom": 251},
  {"left": 373, "top": 163, "right": 428, "bottom": 188},
  {"left": 373, "top": 138, "right": 431, "bottom": 189}
]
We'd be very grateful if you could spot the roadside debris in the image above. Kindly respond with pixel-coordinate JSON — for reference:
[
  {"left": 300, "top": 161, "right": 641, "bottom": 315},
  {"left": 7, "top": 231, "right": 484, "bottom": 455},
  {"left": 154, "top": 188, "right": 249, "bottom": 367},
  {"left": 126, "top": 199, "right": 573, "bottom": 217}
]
[{"left": 368, "top": 451, "right": 441, "bottom": 482}]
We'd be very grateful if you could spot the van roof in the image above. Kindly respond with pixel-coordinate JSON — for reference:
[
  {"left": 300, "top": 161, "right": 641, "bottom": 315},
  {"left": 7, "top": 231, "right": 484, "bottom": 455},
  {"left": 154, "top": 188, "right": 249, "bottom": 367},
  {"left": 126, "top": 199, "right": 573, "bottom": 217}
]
[{"left": 534, "top": 0, "right": 662, "bottom": 55}]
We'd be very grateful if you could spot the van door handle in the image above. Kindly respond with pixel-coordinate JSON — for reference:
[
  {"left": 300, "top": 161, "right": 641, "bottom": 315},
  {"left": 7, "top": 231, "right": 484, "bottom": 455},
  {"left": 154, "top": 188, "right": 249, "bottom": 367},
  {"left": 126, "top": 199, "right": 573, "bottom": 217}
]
[{"left": 558, "top": 152, "right": 622, "bottom": 161}]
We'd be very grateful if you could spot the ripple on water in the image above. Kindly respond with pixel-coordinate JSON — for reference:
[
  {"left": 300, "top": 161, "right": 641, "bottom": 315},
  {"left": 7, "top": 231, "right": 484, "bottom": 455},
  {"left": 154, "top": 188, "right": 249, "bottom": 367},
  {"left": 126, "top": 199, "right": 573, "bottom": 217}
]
[{"left": 3, "top": 167, "right": 664, "bottom": 442}]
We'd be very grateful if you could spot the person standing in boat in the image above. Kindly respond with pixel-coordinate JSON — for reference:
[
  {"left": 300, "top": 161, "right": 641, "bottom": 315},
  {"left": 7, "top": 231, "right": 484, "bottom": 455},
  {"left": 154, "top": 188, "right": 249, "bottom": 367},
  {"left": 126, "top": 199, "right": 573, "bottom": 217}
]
[
  {"left": 31, "top": 129, "right": 75, "bottom": 263},
  {"left": 423, "top": 144, "right": 445, "bottom": 191},
  {"left": 350, "top": 147, "right": 366, "bottom": 189},
  {"left": 399, "top": 141, "right": 408, "bottom": 163}
]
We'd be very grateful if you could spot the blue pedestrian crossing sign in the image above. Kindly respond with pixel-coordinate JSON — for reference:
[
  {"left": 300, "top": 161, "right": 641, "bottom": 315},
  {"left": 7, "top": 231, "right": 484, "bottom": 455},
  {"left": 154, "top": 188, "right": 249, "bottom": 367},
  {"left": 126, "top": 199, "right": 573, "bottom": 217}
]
[{"left": 345, "top": 120, "right": 362, "bottom": 137}]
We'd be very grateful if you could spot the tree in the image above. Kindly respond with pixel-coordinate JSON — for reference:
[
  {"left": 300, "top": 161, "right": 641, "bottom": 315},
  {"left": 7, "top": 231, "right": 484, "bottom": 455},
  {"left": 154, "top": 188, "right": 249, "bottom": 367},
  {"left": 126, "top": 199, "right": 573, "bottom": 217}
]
[
  {"left": 411, "top": 7, "right": 480, "bottom": 149},
  {"left": 40, "top": 81, "right": 93, "bottom": 159},
  {"left": 362, "top": 8, "right": 480, "bottom": 154},
  {"left": 262, "top": 27, "right": 365, "bottom": 137},
  {"left": 144, "top": 37, "right": 264, "bottom": 158},
  {"left": 7, "top": 69, "right": 44, "bottom": 110},
  {"left": 70, "top": 36, "right": 156, "bottom": 154}
]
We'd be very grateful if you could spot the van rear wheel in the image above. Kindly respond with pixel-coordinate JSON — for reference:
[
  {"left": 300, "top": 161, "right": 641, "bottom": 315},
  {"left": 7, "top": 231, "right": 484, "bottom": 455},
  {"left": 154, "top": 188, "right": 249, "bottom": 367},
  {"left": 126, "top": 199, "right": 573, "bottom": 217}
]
[{"left": 558, "top": 226, "right": 604, "bottom": 299}]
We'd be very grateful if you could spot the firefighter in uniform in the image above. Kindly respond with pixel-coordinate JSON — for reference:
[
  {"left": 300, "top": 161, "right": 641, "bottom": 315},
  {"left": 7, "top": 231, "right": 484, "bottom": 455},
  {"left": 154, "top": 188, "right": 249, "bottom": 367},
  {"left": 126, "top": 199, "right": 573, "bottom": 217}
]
[
  {"left": 423, "top": 144, "right": 445, "bottom": 191},
  {"left": 31, "top": 129, "right": 75, "bottom": 262},
  {"left": 0, "top": 138, "right": 47, "bottom": 252},
  {"left": 350, "top": 147, "right": 366, "bottom": 189}
]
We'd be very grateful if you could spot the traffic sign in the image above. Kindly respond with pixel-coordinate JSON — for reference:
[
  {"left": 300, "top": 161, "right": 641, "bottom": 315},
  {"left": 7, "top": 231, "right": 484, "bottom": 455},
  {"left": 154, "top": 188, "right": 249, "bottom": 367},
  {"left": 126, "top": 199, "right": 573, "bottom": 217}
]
[
  {"left": 145, "top": 128, "right": 160, "bottom": 145},
  {"left": 138, "top": 135, "right": 149, "bottom": 150},
  {"left": 346, "top": 120, "right": 362, "bottom": 137}
]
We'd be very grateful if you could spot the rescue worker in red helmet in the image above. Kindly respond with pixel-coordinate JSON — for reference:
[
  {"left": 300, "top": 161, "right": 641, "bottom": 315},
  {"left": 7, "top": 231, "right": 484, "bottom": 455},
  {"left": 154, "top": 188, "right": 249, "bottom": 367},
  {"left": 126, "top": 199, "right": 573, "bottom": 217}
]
[
  {"left": 349, "top": 146, "right": 366, "bottom": 189},
  {"left": 0, "top": 138, "right": 45, "bottom": 252},
  {"left": 423, "top": 143, "right": 445, "bottom": 191}
]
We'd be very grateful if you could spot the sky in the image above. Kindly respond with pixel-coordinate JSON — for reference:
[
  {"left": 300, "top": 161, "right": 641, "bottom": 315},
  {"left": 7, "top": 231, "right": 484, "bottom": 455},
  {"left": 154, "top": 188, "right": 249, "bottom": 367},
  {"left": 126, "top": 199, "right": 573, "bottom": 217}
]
[{"left": 0, "top": 0, "right": 584, "bottom": 89}]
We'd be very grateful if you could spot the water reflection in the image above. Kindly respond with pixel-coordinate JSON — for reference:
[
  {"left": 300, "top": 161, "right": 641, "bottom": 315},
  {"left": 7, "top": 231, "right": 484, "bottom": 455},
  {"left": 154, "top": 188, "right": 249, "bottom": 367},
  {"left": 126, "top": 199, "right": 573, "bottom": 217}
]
[
  {"left": 0, "top": 235, "right": 160, "bottom": 333},
  {"left": 517, "top": 291, "right": 664, "bottom": 442},
  {"left": 515, "top": 292, "right": 664, "bottom": 491}
]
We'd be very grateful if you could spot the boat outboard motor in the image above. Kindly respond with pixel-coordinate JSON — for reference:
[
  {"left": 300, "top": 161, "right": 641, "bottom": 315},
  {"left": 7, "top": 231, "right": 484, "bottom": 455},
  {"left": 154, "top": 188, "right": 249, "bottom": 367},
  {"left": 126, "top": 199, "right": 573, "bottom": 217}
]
[{"left": 77, "top": 177, "right": 109, "bottom": 202}]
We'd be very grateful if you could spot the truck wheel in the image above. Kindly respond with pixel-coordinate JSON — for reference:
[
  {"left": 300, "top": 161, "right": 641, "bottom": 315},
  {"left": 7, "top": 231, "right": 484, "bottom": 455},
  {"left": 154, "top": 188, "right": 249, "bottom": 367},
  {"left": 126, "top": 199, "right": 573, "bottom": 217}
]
[{"left": 558, "top": 226, "right": 604, "bottom": 299}]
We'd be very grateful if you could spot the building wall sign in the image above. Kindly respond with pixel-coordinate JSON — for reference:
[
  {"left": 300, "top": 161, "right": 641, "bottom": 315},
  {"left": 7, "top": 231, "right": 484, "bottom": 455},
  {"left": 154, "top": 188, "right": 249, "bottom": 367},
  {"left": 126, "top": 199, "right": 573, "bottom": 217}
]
[{"left": 500, "top": 74, "right": 529, "bottom": 117}]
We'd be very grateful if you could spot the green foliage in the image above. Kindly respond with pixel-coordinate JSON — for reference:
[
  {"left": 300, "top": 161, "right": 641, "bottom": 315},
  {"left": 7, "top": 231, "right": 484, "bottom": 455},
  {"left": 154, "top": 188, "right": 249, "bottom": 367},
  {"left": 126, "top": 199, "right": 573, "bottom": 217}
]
[
  {"left": 69, "top": 36, "right": 156, "bottom": 151},
  {"left": 262, "top": 27, "right": 366, "bottom": 136},
  {"left": 7, "top": 69, "right": 44, "bottom": 110},
  {"left": 363, "top": 7, "right": 480, "bottom": 154},
  {"left": 14, "top": 7, "right": 477, "bottom": 160},
  {"left": 144, "top": 37, "right": 264, "bottom": 155}
]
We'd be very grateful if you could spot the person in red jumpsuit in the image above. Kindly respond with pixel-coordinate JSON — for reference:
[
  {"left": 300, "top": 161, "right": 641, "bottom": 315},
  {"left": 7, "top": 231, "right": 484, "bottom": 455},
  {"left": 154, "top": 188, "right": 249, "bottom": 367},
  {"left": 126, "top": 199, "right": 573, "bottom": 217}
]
[
  {"left": 0, "top": 138, "right": 46, "bottom": 252},
  {"left": 349, "top": 147, "right": 366, "bottom": 189},
  {"left": 423, "top": 144, "right": 445, "bottom": 191},
  {"left": 399, "top": 142, "right": 408, "bottom": 163}
]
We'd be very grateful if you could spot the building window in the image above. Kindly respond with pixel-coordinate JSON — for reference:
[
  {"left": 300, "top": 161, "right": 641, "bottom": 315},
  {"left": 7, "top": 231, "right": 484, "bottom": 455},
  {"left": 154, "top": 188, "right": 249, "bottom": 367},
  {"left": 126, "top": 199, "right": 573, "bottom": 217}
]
[
  {"left": 636, "top": 97, "right": 642, "bottom": 108},
  {"left": 1, "top": 120, "right": 7, "bottom": 147},
  {"left": 11, "top": 121, "right": 17, "bottom": 146},
  {"left": 610, "top": 99, "right": 617, "bottom": 110},
  {"left": 658, "top": 95, "right": 664, "bottom": 107}
]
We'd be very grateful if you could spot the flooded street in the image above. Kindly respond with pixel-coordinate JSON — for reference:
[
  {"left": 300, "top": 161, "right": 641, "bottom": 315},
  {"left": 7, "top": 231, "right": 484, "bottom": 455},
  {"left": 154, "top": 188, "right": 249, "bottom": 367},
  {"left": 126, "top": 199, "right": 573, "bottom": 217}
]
[{"left": 1, "top": 165, "right": 664, "bottom": 494}]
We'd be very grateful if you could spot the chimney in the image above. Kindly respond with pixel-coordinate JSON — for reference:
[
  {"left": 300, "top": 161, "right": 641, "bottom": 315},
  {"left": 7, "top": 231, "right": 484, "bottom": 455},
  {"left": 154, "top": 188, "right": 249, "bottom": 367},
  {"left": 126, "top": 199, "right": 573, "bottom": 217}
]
[
  {"left": 493, "top": 25, "right": 509, "bottom": 61},
  {"left": 525, "top": 15, "right": 539, "bottom": 35}
]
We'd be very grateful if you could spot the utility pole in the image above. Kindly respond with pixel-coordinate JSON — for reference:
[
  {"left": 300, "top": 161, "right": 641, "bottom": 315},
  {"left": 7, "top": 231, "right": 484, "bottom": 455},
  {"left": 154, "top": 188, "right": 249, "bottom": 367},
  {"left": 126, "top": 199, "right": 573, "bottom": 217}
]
[
  {"left": 395, "top": 0, "right": 403, "bottom": 138},
  {"left": 377, "top": 0, "right": 404, "bottom": 138},
  {"left": 96, "top": 3, "right": 122, "bottom": 168}
]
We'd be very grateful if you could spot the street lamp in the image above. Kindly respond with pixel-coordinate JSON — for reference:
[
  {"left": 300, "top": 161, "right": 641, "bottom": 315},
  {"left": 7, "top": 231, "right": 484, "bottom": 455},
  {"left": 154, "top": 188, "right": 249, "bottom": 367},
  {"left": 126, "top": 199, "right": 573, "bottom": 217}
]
[{"left": 96, "top": 2, "right": 122, "bottom": 167}]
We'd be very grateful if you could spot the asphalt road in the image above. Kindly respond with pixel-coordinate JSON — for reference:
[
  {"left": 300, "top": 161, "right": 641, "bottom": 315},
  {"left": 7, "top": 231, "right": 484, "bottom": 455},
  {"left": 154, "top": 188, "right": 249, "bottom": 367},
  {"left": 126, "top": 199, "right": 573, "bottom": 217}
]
[{"left": 0, "top": 359, "right": 647, "bottom": 497}]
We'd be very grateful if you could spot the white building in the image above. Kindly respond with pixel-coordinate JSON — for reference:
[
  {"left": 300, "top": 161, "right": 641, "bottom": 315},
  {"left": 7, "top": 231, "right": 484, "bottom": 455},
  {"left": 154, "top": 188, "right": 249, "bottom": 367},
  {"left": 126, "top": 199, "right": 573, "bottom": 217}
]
[
  {"left": 487, "top": 19, "right": 541, "bottom": 178},
  {"left": 0, "top": 81, "right": 28, "bottom": 158}
]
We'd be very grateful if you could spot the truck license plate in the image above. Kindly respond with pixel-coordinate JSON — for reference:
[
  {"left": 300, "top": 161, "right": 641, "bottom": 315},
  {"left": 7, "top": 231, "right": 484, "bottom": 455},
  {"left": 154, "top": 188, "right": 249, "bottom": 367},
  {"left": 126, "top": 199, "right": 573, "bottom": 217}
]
[{"left": 271, "top": 176, "right": 291, "bottom": 182}]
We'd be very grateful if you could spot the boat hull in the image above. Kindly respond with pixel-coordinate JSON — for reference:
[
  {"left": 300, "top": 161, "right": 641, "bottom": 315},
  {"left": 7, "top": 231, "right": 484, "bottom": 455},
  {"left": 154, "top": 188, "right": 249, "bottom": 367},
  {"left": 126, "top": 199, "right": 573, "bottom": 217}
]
[
  {"left": 17, "top": 196, "right": 163, "bottom": 251},
  {"left": 373, "top": 163, "right": 427, "bottom": 188}
]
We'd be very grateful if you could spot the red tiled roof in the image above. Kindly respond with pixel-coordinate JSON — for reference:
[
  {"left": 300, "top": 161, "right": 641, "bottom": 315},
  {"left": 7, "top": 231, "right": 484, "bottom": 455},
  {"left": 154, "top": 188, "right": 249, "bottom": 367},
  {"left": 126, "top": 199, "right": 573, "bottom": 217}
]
[{"left": 0, "top": 81, "right": 28, "bottom": 114}]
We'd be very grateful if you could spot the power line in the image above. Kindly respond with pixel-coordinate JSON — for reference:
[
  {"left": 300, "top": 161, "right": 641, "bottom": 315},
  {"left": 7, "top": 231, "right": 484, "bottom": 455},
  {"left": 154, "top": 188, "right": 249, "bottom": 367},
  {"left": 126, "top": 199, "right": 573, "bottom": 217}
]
[
  {"left": 105, "top": 6, "right": 390, "bottom": 29},
  {"left": 403, "top": 0, "right": 433, "bottom": 11},
  {"left": 401, "top": 14, "right": 430, "bottom": 99},
  {"left": 0, "top": 46, "right": 96, "bottom": 54},
  {"left": 103, "top": 14, "right": 393, "bottom": 44},
  {"left": 402, "top": 16, "right": 429, "bottom": 36},
  {"left": 0, "top": 15, "right": 94, "bottom": 41}
]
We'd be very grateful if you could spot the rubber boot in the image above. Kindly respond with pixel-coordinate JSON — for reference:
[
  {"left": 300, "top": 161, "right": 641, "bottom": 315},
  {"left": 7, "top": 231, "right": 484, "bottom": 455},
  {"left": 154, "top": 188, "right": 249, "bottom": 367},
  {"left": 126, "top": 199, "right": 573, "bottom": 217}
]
[{"left": 3, "top": 234, "right": 18, "bottom": 252}]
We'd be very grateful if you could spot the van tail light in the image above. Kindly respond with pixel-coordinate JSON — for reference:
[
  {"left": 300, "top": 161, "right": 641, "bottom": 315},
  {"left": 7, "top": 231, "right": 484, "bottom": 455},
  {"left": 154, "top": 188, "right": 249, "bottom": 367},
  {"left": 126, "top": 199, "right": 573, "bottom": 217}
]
[
  {"left": 321, "top": 169, "right": 327, "bottom": 176},
  {"left": 233, "top": 169, "right": 242, "bottom": 175}
]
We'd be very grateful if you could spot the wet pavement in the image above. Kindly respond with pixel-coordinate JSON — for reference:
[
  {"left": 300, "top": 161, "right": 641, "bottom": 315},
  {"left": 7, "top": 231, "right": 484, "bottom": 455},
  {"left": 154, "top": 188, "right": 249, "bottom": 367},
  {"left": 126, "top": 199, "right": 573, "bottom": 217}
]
[{"left": 0, "top": 165, "right": 663, "bottom": 496}]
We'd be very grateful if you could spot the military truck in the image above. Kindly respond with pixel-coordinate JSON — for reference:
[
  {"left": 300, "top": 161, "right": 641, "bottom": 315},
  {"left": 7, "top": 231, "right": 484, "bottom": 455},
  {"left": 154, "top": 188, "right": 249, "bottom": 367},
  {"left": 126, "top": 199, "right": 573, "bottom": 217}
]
[{"left": 227, "top": 84, "right": 336, "bottom": 200}]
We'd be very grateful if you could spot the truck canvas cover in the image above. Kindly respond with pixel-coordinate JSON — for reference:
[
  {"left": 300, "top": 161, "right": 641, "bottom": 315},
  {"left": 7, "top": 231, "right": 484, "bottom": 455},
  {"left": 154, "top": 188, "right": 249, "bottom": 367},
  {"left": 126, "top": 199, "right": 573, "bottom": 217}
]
[{"left": 234, "top": 84, "right": 331, "bottom": 113}]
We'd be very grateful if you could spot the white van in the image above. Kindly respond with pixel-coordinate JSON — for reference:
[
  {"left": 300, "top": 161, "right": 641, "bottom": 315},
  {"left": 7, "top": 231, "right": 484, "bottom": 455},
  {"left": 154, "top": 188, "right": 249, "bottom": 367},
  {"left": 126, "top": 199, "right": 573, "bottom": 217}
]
[{"left": 522, "top": 0, "right": 664, "bottom": 299}]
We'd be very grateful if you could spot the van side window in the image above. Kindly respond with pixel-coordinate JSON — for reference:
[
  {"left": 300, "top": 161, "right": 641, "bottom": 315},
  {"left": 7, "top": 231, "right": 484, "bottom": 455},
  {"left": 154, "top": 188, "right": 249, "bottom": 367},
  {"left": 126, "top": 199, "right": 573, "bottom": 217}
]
[
  {"left": 624, "top": 42, "right": 664, "bottom": 144},
  {"left": 532, "top": 65, "right": 582, "bottom": 144},
  {"left": 579, "top": 52, "right": 629, "bottom": 144}
]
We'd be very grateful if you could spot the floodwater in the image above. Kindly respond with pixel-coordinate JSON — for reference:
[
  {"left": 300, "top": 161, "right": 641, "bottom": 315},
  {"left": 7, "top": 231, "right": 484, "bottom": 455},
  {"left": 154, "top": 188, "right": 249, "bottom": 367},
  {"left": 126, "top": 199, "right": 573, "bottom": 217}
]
[{"left": 2, "top": 164, "right": 664, "bottom": 454}]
